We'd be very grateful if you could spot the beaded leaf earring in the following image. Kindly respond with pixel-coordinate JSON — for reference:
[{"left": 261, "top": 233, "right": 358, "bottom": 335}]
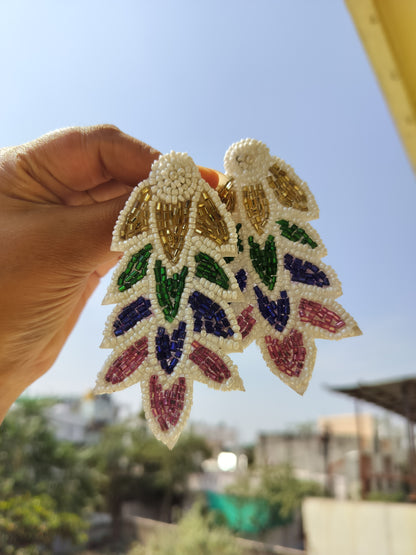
[
  {"left": 95, "top": 152, "right": 244, "bottom": 449},
  {"left": 219, "top": 139, "right": 361, "bottom": 395}
]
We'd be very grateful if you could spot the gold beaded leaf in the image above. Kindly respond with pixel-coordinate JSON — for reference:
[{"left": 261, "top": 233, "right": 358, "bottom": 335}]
[
  {"left": 242, "top": 183, "right": 270, "bottom": 234},
  {"left": 155, "top": 199, "right": 191, "bottom": 264},
  {"left": 216, "top": 176, "right": 236, "bottom": 213},
  {"left": 195, "top": 191, "right": 230, "bottom": 246},
  {"left": 267, "top": 164, "right": 309, "bottom": 211},
  {"left": 119, "top": 185, "right": 152, "bottom": 240}
]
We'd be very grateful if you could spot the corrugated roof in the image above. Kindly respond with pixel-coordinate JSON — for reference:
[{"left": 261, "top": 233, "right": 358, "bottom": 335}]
[{"left": 331, "top": 376, "right": 416, "bottom": 422}]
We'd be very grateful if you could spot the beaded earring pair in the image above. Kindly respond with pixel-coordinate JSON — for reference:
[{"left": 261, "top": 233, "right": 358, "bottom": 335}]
[{"left": 94, "top": 139, "right": 361, "bottom": 448}]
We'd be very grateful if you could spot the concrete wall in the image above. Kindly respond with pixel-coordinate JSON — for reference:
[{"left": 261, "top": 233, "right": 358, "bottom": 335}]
[
  {"left": 255, "top": 431, "right": 405, "bottom": 499},
  {"left": 303, "top": 498, "right": 416, "bottom": 555},
  {"left": 255, "top": 433, "right": 358, "bottom": 475},
  {"left": 124, "top": 515, "right": 306, "bottom": 555}
]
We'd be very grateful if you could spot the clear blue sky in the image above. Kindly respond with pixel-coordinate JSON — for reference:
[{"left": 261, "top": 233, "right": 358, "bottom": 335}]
[{"left": 2, "top": 1, "right": 415, "bottom": 442}]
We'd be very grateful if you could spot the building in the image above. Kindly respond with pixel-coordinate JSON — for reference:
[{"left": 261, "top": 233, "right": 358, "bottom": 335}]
[
  {"left": 46, "top": 391, "right": 118, "bottom": 444},
  {"left": 254, "top": 414, "right": 406, "bottom": 499}
]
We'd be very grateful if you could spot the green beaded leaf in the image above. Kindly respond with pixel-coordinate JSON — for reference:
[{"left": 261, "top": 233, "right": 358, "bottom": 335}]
[
  {"left": 195, "top": 252, "right": 229, "bottom": 290},
  {"left": 154, "top": 260, "right": 188, "bottom": 323},
  {"left": 248, "top": 235, "right": 277, "bottom": 291},
  {"left": 117, "top": 243, "right": 152, "bottom": 292},
  {"left": 276, "top": 220, "right": 318, "bottom": 249},
  {"left": 236, "top": 223, "right": 244, "bottom": 253},
  {"left": 224, "top": 223, "right": 243, "bottom": 264}
]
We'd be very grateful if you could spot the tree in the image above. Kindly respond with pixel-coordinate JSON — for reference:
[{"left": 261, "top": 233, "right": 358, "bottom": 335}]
[
  {"left": 0, "top": 494, "right": 87, "bottom": 555},
  {"left": 226, "top": 464, "right": 323, "bottom": 534},
  {"left": 256, "top": 465, "right": 323, "bottom": 521},
  {"left": 0, "top": 399, "right": 100, "bottom": 514},
  {"left": 128, "top": 503, "right": 241, "bottom": 555},
  {"left": 1, "top": 399, "right": 212, "bottom": 548},
  {"left": 136, "top": 431, "right": 211, "bottom": 521},
  {"left": 86, "top": 418, "right": 211, "bottom": 539}
]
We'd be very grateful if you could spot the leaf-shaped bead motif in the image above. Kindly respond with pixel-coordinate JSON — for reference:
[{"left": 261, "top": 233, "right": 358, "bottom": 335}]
[
  {"left": 221, "top": 138, "right": 361, "bottom": 395},
  {"left": 117, "top": 244, "right": 152, "bottom": 292},
  {"left": 96, "top": 152, "right": 244, "bottom": 449},
  {"left": 119, "top": 185, "right": 152, "bottom": 239},
  {"left": 248, "top": 235, "right": 277, "bottom": 290}
]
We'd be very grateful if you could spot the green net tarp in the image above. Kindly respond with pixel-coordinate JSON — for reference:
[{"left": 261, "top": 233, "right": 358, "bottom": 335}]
[{"left": 206, "top": 491, "right": 281, "bottom": 534}]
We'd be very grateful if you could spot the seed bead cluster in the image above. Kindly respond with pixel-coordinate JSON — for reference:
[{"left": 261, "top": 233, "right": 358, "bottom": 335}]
[
  {"left": 224, "top": 138, "right": 270, "bottom": 183},
  {"left": 149, "top": 152, "right": 202, "bottom": 203}
]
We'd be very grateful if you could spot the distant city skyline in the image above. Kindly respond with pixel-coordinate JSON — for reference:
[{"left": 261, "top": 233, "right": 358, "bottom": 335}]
[{"left": 2, "top": 1, "right": 415, "bottom": 442}]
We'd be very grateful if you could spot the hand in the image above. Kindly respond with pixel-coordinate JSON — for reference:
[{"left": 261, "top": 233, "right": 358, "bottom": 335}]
[{"left": 0, "top": 125, "right": 161, "bottom": 421}]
